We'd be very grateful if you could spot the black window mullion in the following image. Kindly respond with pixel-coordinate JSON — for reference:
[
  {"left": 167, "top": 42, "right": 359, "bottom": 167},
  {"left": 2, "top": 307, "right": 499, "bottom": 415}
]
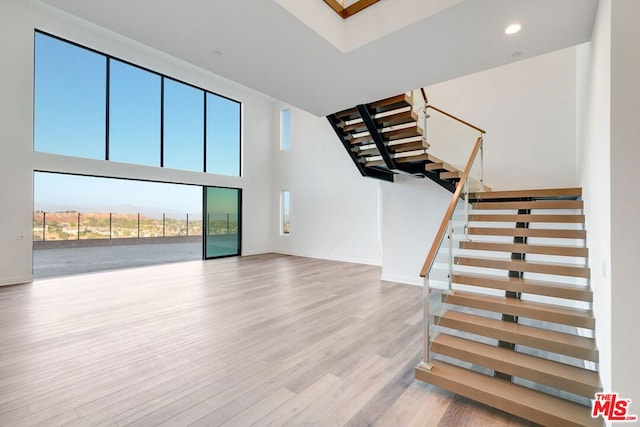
[
  {"left": 105, "top": 57, "right": 110, "bottom": 160},
  {"left": 160, "top": 76, "right": 165, "bottom": 167},
  {"left": 238, "top": 103, "right": 242, "bottom": 177},
  {"left": 203, "top": 92, "right": 207, "bottom": 173}
]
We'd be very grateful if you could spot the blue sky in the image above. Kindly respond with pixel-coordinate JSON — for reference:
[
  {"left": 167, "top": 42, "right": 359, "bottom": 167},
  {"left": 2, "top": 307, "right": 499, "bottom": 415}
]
[{"left": 34, "top": 172, "right": 202, "bottom": 216}]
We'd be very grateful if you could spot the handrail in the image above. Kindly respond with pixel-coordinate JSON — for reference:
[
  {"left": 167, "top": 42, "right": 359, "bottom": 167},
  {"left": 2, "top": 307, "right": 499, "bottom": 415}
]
[
  {"left": 419, "top": 135, "right": 484, "bottom": 277},
  {"left": 420, "top": 88, "right": 429, "bottom": 104},
  {"left": 426, "top": 104, "right": 486, "bottom": 135}
]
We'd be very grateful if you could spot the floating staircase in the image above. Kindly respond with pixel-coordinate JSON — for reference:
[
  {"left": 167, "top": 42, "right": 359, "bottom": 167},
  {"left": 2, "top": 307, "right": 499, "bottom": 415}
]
[
  {"left": 416, "top": 187, "right": 603, "bottom": 427},
  {"left": 327, "top": 93, "right": 486, "bottom": 192}
]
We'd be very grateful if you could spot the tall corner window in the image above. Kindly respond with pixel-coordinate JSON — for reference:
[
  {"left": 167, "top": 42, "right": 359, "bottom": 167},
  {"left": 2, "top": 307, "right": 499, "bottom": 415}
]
[
  {"left": 281, "top": 190, "right": 290, "bottom": 235},
  {"left": 281, "top": 108, "right": 291, "bottom": 150},
  {"left": 34, "top": 32, "right": 107, "bottom": 159}
]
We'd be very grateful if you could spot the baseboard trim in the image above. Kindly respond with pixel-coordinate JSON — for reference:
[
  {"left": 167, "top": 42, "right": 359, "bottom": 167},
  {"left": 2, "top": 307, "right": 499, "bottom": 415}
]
[
  {"left": 273, "top": 250, "right": 381, "bottom": 267},
  {"left": 381, "top": 273, "right": 423, "bottom": 287},
  {"left": 0, "top": 275, "right": 33, "bottom": 287}
]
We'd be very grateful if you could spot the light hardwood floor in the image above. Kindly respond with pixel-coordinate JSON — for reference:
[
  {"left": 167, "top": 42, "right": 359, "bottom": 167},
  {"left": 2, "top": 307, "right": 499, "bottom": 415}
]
[{"left": 0, "top": 254, "right": 534, "bottom": 426}]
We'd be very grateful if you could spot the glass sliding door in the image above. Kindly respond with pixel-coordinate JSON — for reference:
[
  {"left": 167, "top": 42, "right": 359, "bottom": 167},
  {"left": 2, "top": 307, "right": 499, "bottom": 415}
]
[{"left": 204, "top": 187, "right": 241, "bottom": 258}]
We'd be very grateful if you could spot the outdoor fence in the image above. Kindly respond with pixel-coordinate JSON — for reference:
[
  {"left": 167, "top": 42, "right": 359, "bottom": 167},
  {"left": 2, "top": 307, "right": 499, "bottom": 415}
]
[{"left": 33, "top": 211, "right": 208, "bottom": 242}]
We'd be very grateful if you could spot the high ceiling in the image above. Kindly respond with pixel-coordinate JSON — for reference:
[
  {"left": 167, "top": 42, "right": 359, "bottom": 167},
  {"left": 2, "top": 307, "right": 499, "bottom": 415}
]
[{"left": 38, "top": 0, "right": 598, "bottom": 116}]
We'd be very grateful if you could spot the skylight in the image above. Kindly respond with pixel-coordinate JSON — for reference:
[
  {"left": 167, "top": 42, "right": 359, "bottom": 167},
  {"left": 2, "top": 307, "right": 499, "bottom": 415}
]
[{"left": 322, "top": 0, "right": 381, "bottom": 19}]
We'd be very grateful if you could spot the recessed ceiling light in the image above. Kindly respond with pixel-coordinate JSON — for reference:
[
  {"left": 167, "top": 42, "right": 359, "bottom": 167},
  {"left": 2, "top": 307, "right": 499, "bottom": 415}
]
[{"left": 504, "top": 23, "right": 522, "bottom": 35}]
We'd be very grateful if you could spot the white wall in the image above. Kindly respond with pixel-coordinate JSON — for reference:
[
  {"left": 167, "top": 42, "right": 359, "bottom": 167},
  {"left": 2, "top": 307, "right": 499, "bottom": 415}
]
[
  {"left": 425, "top": 46, "right": 579, "bottom": 190},
  {"left": 381, "top": 177, "right": 450, "bottom": 285},
  {"left": 610, "top": 0, "right": 640, "bottom": 406},
  {"left": 578, "top": 0, "right": 612, "bottom": 396},
  {"left": 0, "top": 0, "right": 273, "bottom": 285},
  {"left": 270, "top": 105, "right": 382, "bottom": 265}
]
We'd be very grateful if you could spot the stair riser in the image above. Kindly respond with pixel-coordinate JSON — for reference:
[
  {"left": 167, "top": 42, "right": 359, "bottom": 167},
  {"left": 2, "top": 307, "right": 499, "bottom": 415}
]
[
  {"left": 431, "top": 341, "right": 601, "bottom": 398},
  {"left": 442, "top": 294, "right": 595, "bottom": 329},
  {"left": 452, "top": 274, "right": 593, "bottom": 302},
  {"left": 455, "top": 257, "right": 590, "bottom": 278},
  {"left": 434, "top": 315, "right": 599, "bottom": 362}
]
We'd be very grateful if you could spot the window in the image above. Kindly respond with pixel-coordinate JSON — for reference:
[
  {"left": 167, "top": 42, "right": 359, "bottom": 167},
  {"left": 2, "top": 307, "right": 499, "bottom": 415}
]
[
  {"left": 281, "top": 108, "right": 291, "bottom": 150},
  {"left": 163, "top": 79, "right": 204, "bottom": 172},
  {"left": 34, "top": 32, "right": 106, "bottom": 159},
  {"left": 281, "top": 190, "right": 290, "bottom": 235},
  {"left": 108, "top": 59, "right": 161, "bottom": 166},
  {"left": 206, "top": 93, "right": 241, "bottom": 176},
  {"left": 33, "top": 172, "right": 203, "bottom": 278},
  {"left": 204, "top": 187, "right": 241, "bottom": 258},
  {"left": 34, "top": 31, "right": 241, "bottom": 175}
]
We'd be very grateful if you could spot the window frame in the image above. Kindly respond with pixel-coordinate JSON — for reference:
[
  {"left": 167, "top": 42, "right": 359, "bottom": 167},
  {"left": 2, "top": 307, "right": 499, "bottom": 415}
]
[
  {"left": 280, "top": 107, "right": 291, "bottom": 151},
  {"left": 33, "top": 30, "right": 242, "bottom": 176},
  {"left": 280, "top": 189, "right": 290, "bottom": 236}
]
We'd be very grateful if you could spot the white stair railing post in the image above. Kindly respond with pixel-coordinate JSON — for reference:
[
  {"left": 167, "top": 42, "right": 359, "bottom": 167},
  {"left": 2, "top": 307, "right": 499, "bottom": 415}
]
[
  {"left": 480, "top": 137, "right": 485, "bottom": 190},
  {"left": 423, "top": 104, "right": 430, "bottom": 149},
  {"left": 463, "top": 179, "right": 470, "bottom": 241},
  {"left": 421, "top": 276, "right": 433, "bottom": 369},
  {"left": 448, "top": 220, "right": 454, "bottom": 293}
]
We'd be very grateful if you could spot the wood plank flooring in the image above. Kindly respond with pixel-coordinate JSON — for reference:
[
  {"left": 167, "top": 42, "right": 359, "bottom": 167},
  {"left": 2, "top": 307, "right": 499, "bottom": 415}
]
[{"left": 0, "top": 254, "right": 535, "bottom": 426}]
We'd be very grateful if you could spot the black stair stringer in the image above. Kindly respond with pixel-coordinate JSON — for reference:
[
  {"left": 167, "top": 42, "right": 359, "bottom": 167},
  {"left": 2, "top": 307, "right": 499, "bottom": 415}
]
[
  {"left": 356, "top": 104, "right": 408, "bottom": 174},
  {"left": 326, "top": 114, "right": 367, "bottom": 177},
  {"left": 423, "top": 169, "right": 457, "bottom": 193},
  {"left": 326, "top": 114, "right": 395, "bottom": 182}
]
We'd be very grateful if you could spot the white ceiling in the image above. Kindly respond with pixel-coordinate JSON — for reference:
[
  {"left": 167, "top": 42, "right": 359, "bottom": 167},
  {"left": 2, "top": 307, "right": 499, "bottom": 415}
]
[{"left": 39, "top": 0, "right": 598, "bottom": 116}]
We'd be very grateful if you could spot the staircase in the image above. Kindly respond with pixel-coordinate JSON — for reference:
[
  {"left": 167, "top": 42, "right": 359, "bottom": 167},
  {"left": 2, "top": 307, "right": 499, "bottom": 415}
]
[
  {"left": 326, "top": 93, "right": 483, "bottom": 192},
  {"left": 327, "top": 93, "right": 603, "bottom": 425},
  {"left": 416, "top": 187, "right": 603, "bottom": 427}
]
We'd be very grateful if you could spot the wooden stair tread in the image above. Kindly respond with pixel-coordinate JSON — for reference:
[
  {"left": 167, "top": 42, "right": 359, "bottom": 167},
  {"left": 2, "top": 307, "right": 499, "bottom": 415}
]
[
  {"left": 333, "top": 107, "right": 359, "bottom": 121},
  {"left": 350, "top": 134, "right": 374, "bottom": 145},
  {"left": 442, "top": 290, "right": 595, "bottom": 329},
  {"left": 415, "top": 361, "right": 602, "bottom": 427},
  {"left": 469, "top": 214, "right": 585, "bottom": 223},
  {"left": 440, "top": 171, "right": 462, "bottom": 180},
  {"left": 382, "top": 126, "right": 423, "bottom": 141},
  {"left": 368, "top": 93, "right": 413, "bottom": 114},
  {"left": 473, "top": 200, "right": 584, "bottom": 210},
  {"left": 434, "top": 310, "right": 598, "bottom": 362},
  {"left": 425, "top": 161, "right": 457, "bottom": 172},
  {"left": 455, "top": 255, "right": 590, "bottom": 278},
  {"left": 434, "top": 311, "right": 598, "bottom": 362},
  {"left": 375, "top": 110, "right": 418, "bottom": 127},
  {"left": 431, "top": 333, "right": 602, "bottom": 398},
  {"left": 356, "top": 146, "right": 380, "bottom": 157},
  {"left": 388, "top": 140, "right": 426, "bottom": 153},
  {"left": 459, "top": 241, "right": 588, "bottom": 257},
  {"left": 342, "top": 120, "right": 368, "bottom": 133},
  {"left": 468, "top": 227, "right": 586, "bottom": 239},
  {"left": 365, "top": 159, "right": 385, "bottom": 167},
  {"left": 471, "top": 187, "right": 582, "bottom": 200},
  {"left": 452, "top": 272, "right": 593, "bottom": 302}
]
